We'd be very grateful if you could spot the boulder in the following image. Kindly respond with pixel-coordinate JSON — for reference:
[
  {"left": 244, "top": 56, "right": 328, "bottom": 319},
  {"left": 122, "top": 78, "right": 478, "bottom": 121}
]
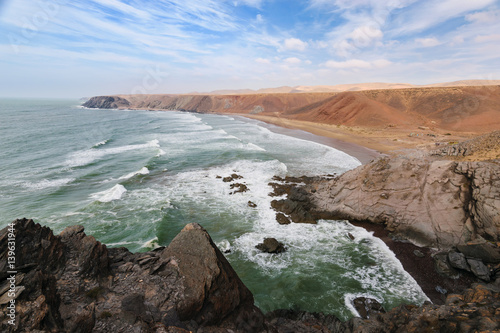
[
  {"left": 433, "top": 253, "right": 460, "bottom": 279},
  {"left": 162, "top": 223, "right": 263, "bottom": 327},
  {"left": 466, "top": 258, "right": 491, "bottom": 282},
  {"left": 352, "top": 297, "right": 385, "bottom": 319},
  {"left": 276, "top": 213, "right": 291, "bottom": 225},
  {"left": 448, "top": 252, "right": 470, "bottom": 271},
  {"left": 256, "top": 238, "right": 286, "bottom": 254},
  {"left": 457, "top": 242, "right": 500, "bottom": 264}
]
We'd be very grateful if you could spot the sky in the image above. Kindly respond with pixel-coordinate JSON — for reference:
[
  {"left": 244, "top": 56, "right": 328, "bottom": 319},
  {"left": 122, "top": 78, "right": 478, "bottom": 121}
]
[{"left": 0, "top": 0, "right": 499, "bottom": 98}]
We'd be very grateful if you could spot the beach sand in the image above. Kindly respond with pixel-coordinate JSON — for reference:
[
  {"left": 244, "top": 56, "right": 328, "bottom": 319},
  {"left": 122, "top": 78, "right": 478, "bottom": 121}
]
[{"left": 243, "top": 114, "right": 478, "bottom": 161}]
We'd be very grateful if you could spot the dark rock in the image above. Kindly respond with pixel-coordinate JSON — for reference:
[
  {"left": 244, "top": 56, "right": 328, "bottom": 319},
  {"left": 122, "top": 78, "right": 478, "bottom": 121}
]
[
  {"left": 229, "top": 183, "right": 249, "bottom": 194},
  {"left": 352, "top": 297, "right": 385, "bottom": 319},
  {"left": 467, "top": 258, "right": 491, "bottom": 282},
  {"left": 162, "top": 223, "right": 264, "bottom": 327},
  {"left": 448, "top": 251, "right": 470, "bottom": 271},
  {"left": 222, "top": 173, "right": 243, "bottom": 183},
  {"left": 256, "top": 238, "right": 286, "bottom": 254},
  {"left": 348, "top": 233, "right": 355, "bottom": 241},
  {"left": 271, "top": 199, "right": 316, "bottom": 224},
  {"left": 276, "top": 213, "right": 291, "bottom": 225},
  {"left": 457, "top": 242, "right": 500, "bottom": 264},
  {"left": 0, "top": 219, "right": 264, "bottom": 332},
  {"left": 434, "top": 253, "right": 460, "bottom": 279},
  {"left": 82, "top": 96, "right": 131, "bottom": 109},
  {"left": 248, "top": 201, "right": 257, "bottom": 208}
]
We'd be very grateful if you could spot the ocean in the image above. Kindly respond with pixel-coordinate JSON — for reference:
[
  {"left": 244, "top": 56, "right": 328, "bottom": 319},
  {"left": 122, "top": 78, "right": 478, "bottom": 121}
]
[{"left": 0, "top": 98, "right": 428, "bottom": 320}]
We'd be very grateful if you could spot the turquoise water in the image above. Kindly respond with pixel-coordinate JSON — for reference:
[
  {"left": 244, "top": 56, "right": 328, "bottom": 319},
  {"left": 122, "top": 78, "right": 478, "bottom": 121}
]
[{"left": 0, "top": 99, "right": 428, "bottom": 320}]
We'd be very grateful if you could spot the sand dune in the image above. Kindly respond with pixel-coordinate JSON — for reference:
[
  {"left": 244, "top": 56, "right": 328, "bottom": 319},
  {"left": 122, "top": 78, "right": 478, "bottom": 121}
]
[{"left": 200, "top": 79, "right": 500, "bottom": 95}]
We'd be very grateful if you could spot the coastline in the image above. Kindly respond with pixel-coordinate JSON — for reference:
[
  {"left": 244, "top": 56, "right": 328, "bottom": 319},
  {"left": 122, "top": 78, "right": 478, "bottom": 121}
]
[
  {"left": 235, "top": 114, "right": 384, "bottom": 164},
  {"left": 236, "top": 113, "right": 485, "bottom": 305},
  {"left": 240, "top": 114, "right": 478, "bottom": 159}
]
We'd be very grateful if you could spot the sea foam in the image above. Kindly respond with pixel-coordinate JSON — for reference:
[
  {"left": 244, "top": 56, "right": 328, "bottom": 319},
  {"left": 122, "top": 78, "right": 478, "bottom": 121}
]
[
  {"left": 91, "top": 184, "right": 127, "bottom": 202},
  {"left": 119, "top": 167, "right": 150, "bottom": 180}
]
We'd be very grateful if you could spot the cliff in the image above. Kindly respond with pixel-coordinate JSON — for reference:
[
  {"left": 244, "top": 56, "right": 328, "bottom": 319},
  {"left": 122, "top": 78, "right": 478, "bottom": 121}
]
[
  {"left": 309, "top": 157, "right": 500, "bottom": 249},
  {"left": 83, "top": 85, "right": 500, "bottom": 133}
]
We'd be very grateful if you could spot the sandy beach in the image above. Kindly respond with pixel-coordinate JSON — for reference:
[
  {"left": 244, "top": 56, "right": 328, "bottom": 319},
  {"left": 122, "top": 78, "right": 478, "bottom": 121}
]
[{"left": 242, "top": 114, "right": 479, "bottom": 160}]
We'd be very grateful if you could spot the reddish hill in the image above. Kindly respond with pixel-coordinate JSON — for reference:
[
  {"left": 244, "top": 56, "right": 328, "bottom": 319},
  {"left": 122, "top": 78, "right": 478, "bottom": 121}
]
[
  {"left": 83, "top": 85, "right": 500, "bottom": 133},
  {"left": 284, "top": 86, "right": 500, "bottom": 132}
]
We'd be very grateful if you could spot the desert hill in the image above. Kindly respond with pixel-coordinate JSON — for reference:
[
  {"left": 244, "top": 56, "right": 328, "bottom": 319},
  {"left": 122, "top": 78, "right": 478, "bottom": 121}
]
[
  {"left": 84, "top": 85, "right": 500, "bottom": 134},
  {"left": 200, "top": 79, "right": 500, "bottom": 95},
  {"left": 286, "top": 86, "right": 500, "bottom": 132}
]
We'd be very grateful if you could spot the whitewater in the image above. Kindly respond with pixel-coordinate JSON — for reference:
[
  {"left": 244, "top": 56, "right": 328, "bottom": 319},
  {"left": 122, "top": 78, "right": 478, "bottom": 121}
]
[{"left": 0, "top": 98, "right": 428, "bottom": 320}]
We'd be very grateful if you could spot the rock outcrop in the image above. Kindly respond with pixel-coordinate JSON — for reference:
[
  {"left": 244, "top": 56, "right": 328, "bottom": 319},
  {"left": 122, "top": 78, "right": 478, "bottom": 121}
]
[
  {"left": 0, "top": 219, "right": 264, "bottom": 332},
  {"left": 1, "top": 219, "right": 500, "bottom": 332},
  {"left": 310, "top": 157, "right": 500, "bottom": 249},
  {"left": 83, "top": 96, "right": 131, "bottom": 109}
]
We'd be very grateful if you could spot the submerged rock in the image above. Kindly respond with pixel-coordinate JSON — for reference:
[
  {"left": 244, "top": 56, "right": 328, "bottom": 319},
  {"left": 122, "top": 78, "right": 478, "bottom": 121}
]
[{"left": 256, "top": 238, "right": 286, "bottom": 254}]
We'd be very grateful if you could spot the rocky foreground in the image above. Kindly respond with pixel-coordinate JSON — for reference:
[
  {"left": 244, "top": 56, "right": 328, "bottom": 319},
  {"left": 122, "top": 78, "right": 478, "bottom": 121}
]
[{"left": 1, "top": 214, "right": 499, "bottom": 333}]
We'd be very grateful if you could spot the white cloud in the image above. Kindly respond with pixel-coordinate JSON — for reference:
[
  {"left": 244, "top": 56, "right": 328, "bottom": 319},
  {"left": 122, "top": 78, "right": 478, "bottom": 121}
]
[
  {"left": 284, "top": 57, "right": 301, "bottom": 64},
  {"left": 325, "top": 58, "right": 391, "bottom": 69},
  {"left": 255, "top": 57, "right": 271, "bottom": 64},
  {"left": 474, "top": 34, "right": 500, "bottom": 43},
  {"left": 372, "top": 59, "right": 392, "bottom": 68},
  {"left": 282, "top": 38, "right": 308, "bottom": 51},
  {"left": 466, "top": 9, "right": 500, "bottom": 23},
  {"left": 325, "top": 59, "right": 372, "bottom": 69},
  {"left": 415, "top": 37, "right": 441, "bottom": 47}
]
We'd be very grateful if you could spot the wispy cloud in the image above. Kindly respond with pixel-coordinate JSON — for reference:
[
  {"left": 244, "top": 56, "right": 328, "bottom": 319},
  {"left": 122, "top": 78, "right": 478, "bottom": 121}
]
[{"left": 0, "top": 0, "right": 499, "bottom": 97}]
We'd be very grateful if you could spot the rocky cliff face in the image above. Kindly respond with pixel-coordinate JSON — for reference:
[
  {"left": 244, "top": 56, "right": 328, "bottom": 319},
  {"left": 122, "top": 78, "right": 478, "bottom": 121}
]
[
  {"left": 0, "top": 219, "right": 264, "bottom": 333},
  {"left": 82, "top": 96, "right": 131, "bottom": 109},
  {"left": 310, "top": 157, "right": 500, "bottom": 249}
]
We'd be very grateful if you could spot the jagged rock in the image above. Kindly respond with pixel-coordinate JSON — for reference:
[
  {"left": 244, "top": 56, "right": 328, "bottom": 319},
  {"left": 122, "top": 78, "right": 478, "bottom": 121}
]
[
  {"left": 222, "top": 173, "right": 243, "bottom": 183},
  {"left": 434, "top": 253, "right": 460, "bottom": 279},
  {"left": 448, "top": 251, "right": 470, "bottom": 271},
  {"left": 352, "top": 297, "right": 385, "bottom": 319},
  {"left": 467, "top": 259, "right": 491, "bottom": 282},
  {"left": 346, "top": 284, "right": 500, "bottom": 333},
  {"left": 271, "top": 199, "right": 316, "bottom": 224},
  {"left": 256, "top": 238, "right": 286, "bottom": 254},
  {"left": 457, "top": 242, "right": 500, "bottom": 263},
  {"left": 311, "top": 156, "right": 500, "bottom": 249},
  {"left": 275, "top": 213, "right": 291, "bottom": 225},
  {"left": 0, "top": 219, "right": 264, "bottom": 332},
  {"left": 248, "top": 201, "right": 257, "bottom": 208},
  {"left": 162, "top": 223, "right": 263, "bottom": 327},
  {"left": 229, "top": 183, "right": 249, "bottom": 194}
]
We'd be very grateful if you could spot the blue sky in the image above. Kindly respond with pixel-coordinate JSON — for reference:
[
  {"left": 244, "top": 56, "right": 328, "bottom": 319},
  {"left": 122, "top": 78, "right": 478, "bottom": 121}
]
[{"left": 1, "top": 0, "right": 499, "bottom": 98}]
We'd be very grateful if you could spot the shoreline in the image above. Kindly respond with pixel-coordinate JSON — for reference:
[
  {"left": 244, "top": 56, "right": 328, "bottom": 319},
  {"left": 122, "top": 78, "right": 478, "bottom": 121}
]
[
  {"left": 235, "top": 113, "right": 482, "bottom": 305},
  {"left": 240, "top": 113, "right": 478, "bottom": 160},
  {"left": 235, "top": 114, "right": 384, "bottom": 164}
]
